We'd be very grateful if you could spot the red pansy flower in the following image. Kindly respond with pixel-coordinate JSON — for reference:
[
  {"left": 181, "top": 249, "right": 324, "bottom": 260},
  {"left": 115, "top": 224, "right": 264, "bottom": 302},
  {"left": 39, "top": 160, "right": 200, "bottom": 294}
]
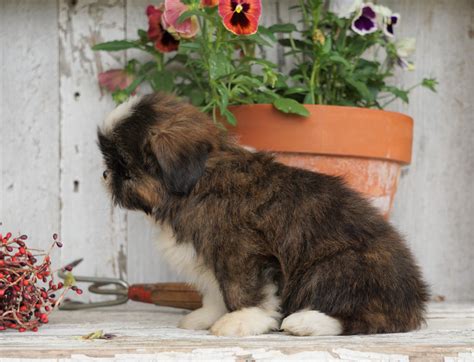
[
  {"left": 201, "top": 0, "right": 219, "bottom": 6},
  {"left": 218, "top": 0, "right": 261, "bottom": 35},
  {"left": 98, "top": 69, "right": 134, "bottom": 92},
  {"left": 162, "top": 0, "right": 199, "bottom": 39},
  {"left": 146, "top": 5, "right": 179, "bottom": 53}
]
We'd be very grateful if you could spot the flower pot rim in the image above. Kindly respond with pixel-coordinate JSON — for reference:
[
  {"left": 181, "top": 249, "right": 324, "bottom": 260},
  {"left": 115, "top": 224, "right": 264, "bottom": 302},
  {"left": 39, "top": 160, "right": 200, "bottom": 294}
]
[
  {"left": 227, "top": 103, "right": 414, "bottom": 165},
  {"left": 229, "top": 103, "right": 413, "bottom": 120}
]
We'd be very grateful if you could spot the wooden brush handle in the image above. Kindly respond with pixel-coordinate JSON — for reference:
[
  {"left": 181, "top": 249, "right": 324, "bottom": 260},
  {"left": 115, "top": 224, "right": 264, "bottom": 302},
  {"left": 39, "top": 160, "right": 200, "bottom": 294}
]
[{"left": 128, "top": 283, "right": 202, "bottom": 310}]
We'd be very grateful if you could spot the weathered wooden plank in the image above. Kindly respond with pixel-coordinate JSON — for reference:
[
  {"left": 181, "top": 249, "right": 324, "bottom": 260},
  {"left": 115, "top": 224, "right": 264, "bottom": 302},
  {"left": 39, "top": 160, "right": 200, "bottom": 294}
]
[
  {"left": 385, "top": 0, "right": 474, "bottom": 301},
  {"left": 0, "top": 3, "right": 4, "bottom": 214},
  {"left": 0, "top": 1, "right": 60, "bottom": 255},
  {"left": 58, "top": 0, "right": 129, "bottom": 298},
  {"left": 124, "top": 0, "right": 179, "bottom": 284},
  {"left": 0, "top": 302, "right": 472, "bottom": 360}
]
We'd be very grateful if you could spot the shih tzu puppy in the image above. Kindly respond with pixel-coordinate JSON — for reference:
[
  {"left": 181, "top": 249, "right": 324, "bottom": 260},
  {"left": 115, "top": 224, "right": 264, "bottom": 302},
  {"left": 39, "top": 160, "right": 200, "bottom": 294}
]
[{"left": 98, "top": 93, "right": 428, "bottom": 337}]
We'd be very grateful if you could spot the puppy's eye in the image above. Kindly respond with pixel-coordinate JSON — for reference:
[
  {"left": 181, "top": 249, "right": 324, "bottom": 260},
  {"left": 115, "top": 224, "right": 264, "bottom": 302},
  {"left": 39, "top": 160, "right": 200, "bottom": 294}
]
[{"left": 103, "top": 170, "right": 109, "bottom": 180}]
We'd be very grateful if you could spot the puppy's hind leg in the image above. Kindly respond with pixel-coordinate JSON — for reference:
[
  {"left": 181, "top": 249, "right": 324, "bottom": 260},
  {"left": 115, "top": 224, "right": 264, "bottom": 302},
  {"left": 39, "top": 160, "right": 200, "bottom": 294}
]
[{"left": 281, "top": 310, "right": 343, "bottom": 336}]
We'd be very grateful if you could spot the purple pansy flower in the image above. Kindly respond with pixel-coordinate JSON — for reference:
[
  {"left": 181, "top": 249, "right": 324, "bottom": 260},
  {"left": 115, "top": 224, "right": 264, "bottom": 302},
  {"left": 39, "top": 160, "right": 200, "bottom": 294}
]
[
  {"left": 352, "top": 3, "right": 378, "bottom": 35},
  {"left": 383, "top": 13, "right": 400, "bottom": 37},
  {"left": 374, "top": 5, "right": 400, "bottom": 37}
]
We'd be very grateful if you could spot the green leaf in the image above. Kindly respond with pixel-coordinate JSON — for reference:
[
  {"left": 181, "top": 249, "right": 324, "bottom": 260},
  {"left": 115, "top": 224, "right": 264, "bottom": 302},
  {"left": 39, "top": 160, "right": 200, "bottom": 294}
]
[
  {"left": 303, "top": 92, "right": 315, "bottom": 104},
  {"left": 222, "top": 109, "right": 237, "bottom": 126},
  {"left": 81, "top": 330, "right": 105, "bottom": 340},
  {"left": 322, "top": 37, "right": 332, "bottom": 54},
  {"left": 216, "top": 84, "right": 229, "bottom": 111},
  {"left": 63, "top": 272, "right": 76, "bottom": 287},
  {"left": 268, "top": 23, "right": 297, "bottom": 33},
  {"left": 112, "top": 90, "right": 129, "bottom": 104},
  {"left": 149, "top": 70, "right": 174, "bottom": 93},
  {"left": 278, "top": 38, "right": 309, "bottom": 49},
  {"left": 256, "top": 26, "right": 277, "bottom": 42},
  {"left": 188, "top": 89, "right": 206, "bottom": 106},
  {"left": 232, "top": 75, "right": 264, "bottom": 88},
  {"left": 273, "top": 98, "right": 309, "bottom": 117},
  {"left": 209, "top": 51, "right": 234, "bottom": 80},
  {"left": 125, "top": 59, "right": 138, "bottom": 74},
  {"left": 421, "top": 78, "right": 438, "bottom": 92},
  {"left": 138, "top": 61, "right": 157, "bottom": 76},
  {"left": 346, "top": 78, "right": 373, "bottom": 101},
  {"left": 177, "top": 9, "right": 202, "bottom": 24},
  {"left": 92, "top": 40, "right": 139, "bottom": 51},
  {"left": 328, "top": 54, "right": 351, "bottom": 68},
  {"left": 385, "top": 86, "right": 409, "bottom": 103},
  {"left": 124, "top": 74, "right": 146, "bottom": 94},
  {"left": 240, "top": 57, "right": 277, "bottom": 68},
  {"left": 178, "top": 42, "right": 201, "bottom": 54},
  {"left": 244, "top": 33, "right": 273, "bottom": 47},
  {"left": 284, "top": 87, "right": 309, "bottom": 96},
  {"left": 79, "top": 330, "right": 116, "bottom": 340},
  {"left": 137, "top": 29, "right": 148, "bottom": 43}
]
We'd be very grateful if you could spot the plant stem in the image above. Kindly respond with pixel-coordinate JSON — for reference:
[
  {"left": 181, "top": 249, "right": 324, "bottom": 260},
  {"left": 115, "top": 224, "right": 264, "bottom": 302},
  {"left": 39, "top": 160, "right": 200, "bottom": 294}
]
[
  {"left": 381, "top": 82, "right": 421, "bottom": 108},
  {"left": 308, "top": 0, "right": 324, "bottom": 104},
  {"left": 300, "top": 0, "right": 310, "bottom": 29},
  {"left": 156, "top": 53, "right": 164, "bottom": 72},
  {"left": 198, "top": 14, "right": 220, "bottom": 122}
]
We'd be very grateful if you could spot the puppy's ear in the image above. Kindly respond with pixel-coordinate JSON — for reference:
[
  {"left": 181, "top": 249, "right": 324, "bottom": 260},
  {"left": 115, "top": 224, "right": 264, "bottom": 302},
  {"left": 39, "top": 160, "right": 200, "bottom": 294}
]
[{"left": 148, "top": 129, "right": 210, "bottom": 196}]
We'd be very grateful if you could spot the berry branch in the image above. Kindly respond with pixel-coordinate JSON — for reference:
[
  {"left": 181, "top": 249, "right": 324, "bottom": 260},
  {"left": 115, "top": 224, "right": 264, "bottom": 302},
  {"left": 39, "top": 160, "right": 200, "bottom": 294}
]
[{"left": 0, "top": 232, "right": 81, "bottom": 332}]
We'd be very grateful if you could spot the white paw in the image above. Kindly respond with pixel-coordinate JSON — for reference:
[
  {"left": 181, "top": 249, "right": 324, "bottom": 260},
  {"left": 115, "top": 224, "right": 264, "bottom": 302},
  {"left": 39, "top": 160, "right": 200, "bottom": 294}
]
[
  {"left": 210, "top": 307, "right": 279, "bottom": 337},
  {"left": 178, "top": 307, "right": 225, "bottom": 330},
  {"left": 281, "top": 310, "right": 343, "bottom": 336}
]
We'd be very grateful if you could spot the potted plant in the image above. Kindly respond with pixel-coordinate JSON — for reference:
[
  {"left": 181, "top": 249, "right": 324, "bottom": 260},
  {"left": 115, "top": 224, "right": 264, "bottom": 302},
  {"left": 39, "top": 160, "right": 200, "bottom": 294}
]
[
  {"left": 94, "top": 0, "right": 307, "bottom": 124},
  {"left": 94, "top": 0, "right": 437, "bottom": 217}
]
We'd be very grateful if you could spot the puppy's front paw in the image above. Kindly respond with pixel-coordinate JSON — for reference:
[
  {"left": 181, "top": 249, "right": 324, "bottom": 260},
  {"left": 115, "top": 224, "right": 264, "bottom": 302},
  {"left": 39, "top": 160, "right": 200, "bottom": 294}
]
[
  {"left": 178, "top": 307, "right": 224, "bottom": 330},
  {"left": 210, "top": 307, "right": 278, "bottom": 337},
  {"left": 281, "top": 310, "right": 342, "bottom": 336}
]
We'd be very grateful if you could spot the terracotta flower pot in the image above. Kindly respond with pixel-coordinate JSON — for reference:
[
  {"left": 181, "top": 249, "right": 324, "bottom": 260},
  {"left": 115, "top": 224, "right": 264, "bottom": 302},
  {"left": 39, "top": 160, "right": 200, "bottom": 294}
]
[{"left": 227, "top": 104, "right": 413, "bottom": 218}]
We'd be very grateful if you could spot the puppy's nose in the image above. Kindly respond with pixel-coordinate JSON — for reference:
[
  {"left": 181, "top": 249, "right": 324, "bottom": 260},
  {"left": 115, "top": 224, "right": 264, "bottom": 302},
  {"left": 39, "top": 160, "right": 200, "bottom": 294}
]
[{"left": 103, "top": 170, "right": 109, "bottom": 180}]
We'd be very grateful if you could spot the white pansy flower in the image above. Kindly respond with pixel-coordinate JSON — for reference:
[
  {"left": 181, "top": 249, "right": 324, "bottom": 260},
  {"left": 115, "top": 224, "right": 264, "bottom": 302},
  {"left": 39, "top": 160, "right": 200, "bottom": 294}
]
[
  {"left": 373, "top": 4, "right": 400, "bottom": 37},
  {"left": 395, "top": 37, "right": 416, "bottom": 71},
  {"left": 329, "top": 0, "right": 363, "bottom": 19},
  {"left": 373, "top": 5, "right": 392, "bottom": 18},
  {"left": 395, "top": 38, "right": 416, "bottom": 58}
]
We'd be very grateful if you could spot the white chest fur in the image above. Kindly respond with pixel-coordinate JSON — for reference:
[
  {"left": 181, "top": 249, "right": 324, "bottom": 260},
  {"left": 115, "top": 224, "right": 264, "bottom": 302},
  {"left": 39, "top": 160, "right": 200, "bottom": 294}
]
[{"left": 154, "top": 223, "right": 220, "bottom": 295}]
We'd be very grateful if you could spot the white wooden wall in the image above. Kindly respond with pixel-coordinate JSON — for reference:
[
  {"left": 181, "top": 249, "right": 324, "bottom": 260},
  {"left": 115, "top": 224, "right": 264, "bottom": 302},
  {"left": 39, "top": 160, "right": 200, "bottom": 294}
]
[{"left": 0, "top": 0, "right": 473, "bottom": 301}]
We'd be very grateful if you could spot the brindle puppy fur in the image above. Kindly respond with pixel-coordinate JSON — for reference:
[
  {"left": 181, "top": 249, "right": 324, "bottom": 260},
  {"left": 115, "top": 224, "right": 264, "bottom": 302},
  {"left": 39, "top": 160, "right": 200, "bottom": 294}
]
[{"left": 98, "top": 93, "right": 429, "bottom": 335}]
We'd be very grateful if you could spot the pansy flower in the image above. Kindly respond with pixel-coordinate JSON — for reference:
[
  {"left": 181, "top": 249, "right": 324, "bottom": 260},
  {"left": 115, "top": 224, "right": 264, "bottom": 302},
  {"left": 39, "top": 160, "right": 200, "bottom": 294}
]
[
  {"left": 374, "top": 5, "right": 400, "bottom": 37},
  {"left": 98, "top": 69, "right": 134, "bottom": 92},
  {"left": 146, "top": 5, "right": 179, "bottom": 53},
  {"left": 351, "top": 3, "right": 377, "bottom": 36},
  {"left": 395, "top": 38, "right": 415, "bottom": 70},
  {"left": 329, "top": 0, "right": 363, "bottom": 19},
  {"left": 201, "top": 0, "right": 219, "bottom": 6},
  {"left": 218, "top": 0, "right": 262, "bottom": 35},
  {"left": 383, "top": 13, "right": 399, "bottom": 37},
  {"left": 162, "top": 0, "right": 199, "bottom": 39}
]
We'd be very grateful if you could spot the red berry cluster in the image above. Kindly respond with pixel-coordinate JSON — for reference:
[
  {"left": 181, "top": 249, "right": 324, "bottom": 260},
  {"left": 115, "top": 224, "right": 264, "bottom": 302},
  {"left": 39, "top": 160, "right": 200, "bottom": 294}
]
[{"left": 0, "top": 231, "right": 81, "bottom": 332}]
